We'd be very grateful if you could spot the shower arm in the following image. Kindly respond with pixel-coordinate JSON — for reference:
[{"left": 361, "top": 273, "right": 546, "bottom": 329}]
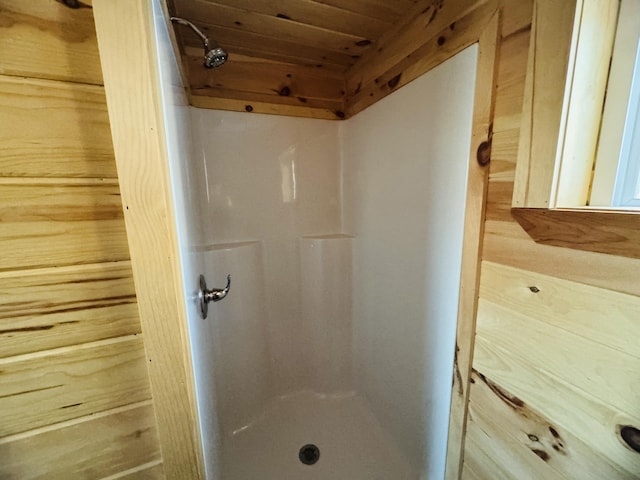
[{"left": 170, "top": 16, "right": 210, "bottom": 51}]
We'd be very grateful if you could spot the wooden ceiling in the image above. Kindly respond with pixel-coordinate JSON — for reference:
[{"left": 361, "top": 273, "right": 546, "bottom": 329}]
[{"left": 165, "top": 0, "right": 489, "bottom": 119}]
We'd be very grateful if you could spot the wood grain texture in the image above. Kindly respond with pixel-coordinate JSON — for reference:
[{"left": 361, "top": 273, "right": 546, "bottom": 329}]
[
  {"left": 0, "top": 75, "right": 117, "bottom": 178},
  {"left": 190, "top": 92, "right": 342, "bottom": 120},
  {"left": 512, "top": 0, "right": 576, "bottom": 208},
  {"left": 552, "top": 0, "right": 618, "bottom": 207},
  {"left": 473, "top": 335, "right": 640, "bottom": 478},
  {"left": 0, "top": 0, "right": 103, "bottom": 85},
  {"left": 199, "top": 0, "right": 393, "bottom": 39},
  {"left": 511, "top": 207, "right": 640, "bottom": 259},
  {"left": 0, "top": 336, "right": 151, "bottom": 437},
  {"left": 443, "top": 5, "right": 500, "bottom": 479},
  {"left": 0, "top": 262, "right": 139, "bottom": 358},
  {"left": 0, "top": 402, "right": 161, "bottom": 480},
  {"left": 467, "top": 369, "right": 636, "bottom": 479},
  {"left": 478, "top": 300, "right": 640, "bottom": 421},
  {"left": 483, "top": 217, "right": 640, "bottom": 297},
  {"left": 480, "top": 261, "right": 640, "bottom": 357},
  {"left": 179, "top": 22, "right": 357, "bottom": 71},
  {"left": 107, "top": 462, "right": 166, "bottom": 480},
  {"left": 465, "top": 378, "right": 567, "bottom": 480},
  {"left": 94, "top": 0, "right": 204, "bottom": 477},
  {"left": 175, "top": 0, "right": 370, "bottom": 54},
  {"left": 186, "top": 53, "right": 345, "bottom": 115},
  {"left": 345, "top": 0, "right": 490, "bottom": 117},
  {"left": 0, "top": 182, "right": 129, "bottom": 271}
]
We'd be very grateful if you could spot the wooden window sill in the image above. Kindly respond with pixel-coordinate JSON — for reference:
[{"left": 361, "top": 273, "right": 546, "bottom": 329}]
[{"left": 511, "top": 207, "right": 640, "bottom": 259}]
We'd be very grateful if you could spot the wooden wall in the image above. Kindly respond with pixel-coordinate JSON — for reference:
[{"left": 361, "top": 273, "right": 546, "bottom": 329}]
[
  {"left": 462, "top": 0, "right": 640, "bottom": 478},
  {"left": 0, "top": 1, "right": 164, "bottom": 478}
]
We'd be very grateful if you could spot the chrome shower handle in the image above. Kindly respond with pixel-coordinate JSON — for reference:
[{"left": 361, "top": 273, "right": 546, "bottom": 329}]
[{"left": 198, "top": 274, "right": 231, "bottom": 319}]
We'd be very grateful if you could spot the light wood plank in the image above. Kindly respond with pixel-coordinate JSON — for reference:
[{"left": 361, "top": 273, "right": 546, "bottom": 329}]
[
  {"left": 175, "top": 0, "right": 368, "bottom": 55},
  {"left": 0, "top": 182, "right": 129, "bottom": 271},
  {"left": 0, "top": 402, "right": 160, "bottom": 480},
  {"left": 0, "top": 75, "right": 116, "bottom": 178},
  {"left": 512, "top": 0, "right": 576, "bottom": 207},
  {"left": 460, "top": 462, "right": 483, "bottom": 480},
  {"left": 492, "top": 28, "right": 529, "bottom": 140},
  {"left": 466, "top": 395, "right": 567, "bottom": 480},
  {"left": 482, "top": 218, "right": 640, "bottom": 297},
  {"left": 185, "top": 54, "right": 344, "bottom": 102},
  {"left": 499, "top": 0, "right": 533, "bottom": 38},
  {"left": 463, "top": 433, "right": 516, "bottom": 480},
  {"left": 477, "top": 299, "right": 640, "bottom": 419},
  {"left": 445, "top": 5, "right": 501, "bottom": 479},
  {"left": 0, "top": 262, "right": 139, "bottom": 358},
  {"left": 0, "top": 336, "right": 151, "bottom": 437},
  {"left": 190, "top": 93, "right": 341, "bottom": 120},
  {"left": 345, "top": 0, "right": 486, "bottom": 102},
  {"left": 473, "top": 335, "right": 640, "bottom": 477},
  {"left": 179, "top": 22, "right": 356, "bottom": 70},
  {"left": 104, "top": 462, "right": 165, "bottom": 480},
  {"left": 552, "top": 0, "right": 618, "bottom": 207},
  {"left": 94, "top": 1, "right": 205, "bottom": 477},
  {"left": 346, "top": 1, "right": 496, "bottom": 117},
  {"left": 0, "top": 0, "right": 103, "bottom": 85},
  {"left": 195, "top": 0, "right": 392, "bottom": 39},
  {"left": 480, "top": 261, "right": 640, "bottom": 357},
  {"left": 468, "top": 369, "right": 635, "bottom": 479},
  {"left": 313, "top": 0, "right": 412, "bottom": 21}
]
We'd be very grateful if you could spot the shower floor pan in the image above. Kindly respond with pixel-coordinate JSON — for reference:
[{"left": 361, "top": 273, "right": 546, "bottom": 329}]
[{"left": 220, "top": 390, "right": 419, "bottom": 480}]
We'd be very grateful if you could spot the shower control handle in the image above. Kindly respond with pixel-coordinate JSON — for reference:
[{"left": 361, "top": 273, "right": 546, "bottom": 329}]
[{"left": 198, "top": 274, "right": 231, "bottom": 319}]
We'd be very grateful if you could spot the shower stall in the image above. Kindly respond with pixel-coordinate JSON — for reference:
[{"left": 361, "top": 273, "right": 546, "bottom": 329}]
[{"left": 144, "top": 2, "right": 476, "bottom": 478}]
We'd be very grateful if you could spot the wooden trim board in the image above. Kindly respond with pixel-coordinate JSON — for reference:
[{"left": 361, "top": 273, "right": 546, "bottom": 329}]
[
  {"left": 93, "top": 1, "right": 204, "bottom": 478},
  {"left": 445, "top": 5, "right": 501, "bottom": 480}
]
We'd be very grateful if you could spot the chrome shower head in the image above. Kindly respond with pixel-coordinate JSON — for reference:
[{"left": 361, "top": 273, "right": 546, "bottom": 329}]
[
  {"left": 170, "top": 16, "right": 228, "bottom": 68},
  {"left": 205, "top": 47, "right": 228, "bottom": 68}
]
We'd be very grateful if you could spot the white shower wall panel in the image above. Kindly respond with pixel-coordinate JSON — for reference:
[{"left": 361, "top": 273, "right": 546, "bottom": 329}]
[
  {"left": 189, "top": 109, "right": 342, "bottom": 395},
  {"left": 201, "top": 242, "right": 269, "bottom": 437},
  {"left": 342, "top": 45, "right": 478, "bottom": 478},
  {"left": 300, "top": 235, "right": 354, "bottom": 394}
]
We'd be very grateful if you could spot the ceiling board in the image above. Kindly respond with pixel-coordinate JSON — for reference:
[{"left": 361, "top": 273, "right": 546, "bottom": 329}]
[
  {"left": 164, "top": 0, "right": 453, "bottom": 119},
  {"left": 173, "top": 0, "right": 373, "bottom": 56},
  {"left": 200, "top": 0, "right": 393, "bottom": 39},
  {"left": 181, "top": 23, "right": 357, "bottom": 70},
  {"left": 312, "top": 0, "right": 418, "bottom": 21}
]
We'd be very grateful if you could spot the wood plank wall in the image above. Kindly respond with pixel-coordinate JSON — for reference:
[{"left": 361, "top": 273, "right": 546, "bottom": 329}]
[
  {"left": 462, "top": 0, "right": 640, "bottom": 478},
  {"left": 0, "top": 1, "right": 164, "bottom": 478}
]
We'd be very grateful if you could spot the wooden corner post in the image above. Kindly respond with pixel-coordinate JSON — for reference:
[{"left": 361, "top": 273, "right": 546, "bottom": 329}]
[{"left": 93, "top": 1, "right": 204, "bottom": 478}]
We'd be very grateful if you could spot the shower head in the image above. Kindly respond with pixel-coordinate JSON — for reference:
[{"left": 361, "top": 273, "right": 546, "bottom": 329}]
[
  {"left": 205, "top": 47, "right": 228, "bottom": 68},
  {"left": 170, "top": 16, "right": 228, "bottom": 68}
]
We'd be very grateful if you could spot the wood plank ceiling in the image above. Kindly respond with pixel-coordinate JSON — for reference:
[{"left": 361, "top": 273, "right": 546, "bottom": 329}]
[{"left": 165, "top": 0, "right": 427, "bottom": 119}]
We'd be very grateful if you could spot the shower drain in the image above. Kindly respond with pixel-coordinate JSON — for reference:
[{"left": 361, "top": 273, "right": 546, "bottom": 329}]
[{"left": 298, "top": 444, "right": 320, "bottom": 465}]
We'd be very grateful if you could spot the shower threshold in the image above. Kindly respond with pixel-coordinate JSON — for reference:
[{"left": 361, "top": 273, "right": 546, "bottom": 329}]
[{"left": 220, "top": 390, "right": 419, "bottom": 480}]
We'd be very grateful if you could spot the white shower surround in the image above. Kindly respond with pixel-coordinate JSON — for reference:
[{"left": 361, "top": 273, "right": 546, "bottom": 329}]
[{"left": 151, "top": 1, "right": 477, "bottom": 473}]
